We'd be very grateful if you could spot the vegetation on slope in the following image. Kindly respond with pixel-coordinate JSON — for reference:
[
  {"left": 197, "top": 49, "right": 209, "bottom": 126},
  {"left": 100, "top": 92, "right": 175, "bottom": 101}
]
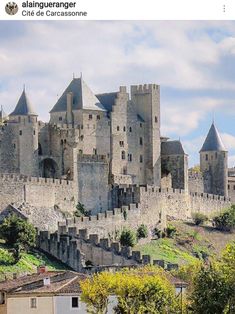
[
  {"left": 135, "top": 220, "right": 235, "bottom": 265},
  {"left": 0, "top": 242, "right": 68, "bottom": 280}
]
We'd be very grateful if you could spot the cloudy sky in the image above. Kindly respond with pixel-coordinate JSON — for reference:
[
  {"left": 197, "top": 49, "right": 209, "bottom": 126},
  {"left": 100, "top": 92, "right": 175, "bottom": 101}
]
[{"left": 1, "top": 21, "right": 235, "bottom": 166}]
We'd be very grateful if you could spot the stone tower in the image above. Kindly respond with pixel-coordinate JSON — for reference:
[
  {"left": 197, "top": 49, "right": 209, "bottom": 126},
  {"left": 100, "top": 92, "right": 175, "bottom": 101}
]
[
  {"left": 131, "top": 84, "right": 161, "bottom": 186},
  {"left": 200, "top": 122, "right": 228, "bottom": 197},
  {"left": 9, "top": 89, "right": 39, "bottom": 176}
]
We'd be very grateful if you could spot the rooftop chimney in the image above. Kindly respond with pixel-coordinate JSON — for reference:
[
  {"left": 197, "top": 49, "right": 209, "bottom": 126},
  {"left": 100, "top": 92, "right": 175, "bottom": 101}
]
[{"left": 37, "top": 265, "right": 47, "bottom": 274}]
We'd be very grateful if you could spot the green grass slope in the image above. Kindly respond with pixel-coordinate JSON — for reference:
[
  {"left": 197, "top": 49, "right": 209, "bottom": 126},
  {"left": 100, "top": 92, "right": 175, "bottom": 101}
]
[
  {"left": 0, "top": 243, "right": 69, "bottom": 280},
  {"left": 135, "top": 221, "right": 235, "bottom": 265}
]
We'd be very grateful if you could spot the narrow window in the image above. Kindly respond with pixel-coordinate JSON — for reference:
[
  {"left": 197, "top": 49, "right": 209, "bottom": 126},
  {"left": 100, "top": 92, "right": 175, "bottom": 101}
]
[
  {"left": 79, "top": 149, "right": 83, "bottom": 155},
  {"left": 140, "top": 155, "right": 143, "bottom": 163},
  {"left": 129, "top": 127, "right": 132, "bottom": 132},
  {"left": 33, "top": 130, "right": 36, "bottom": 135},
  {"left": 117, "top": 126, "right": 120, "bottom": 131},
  {"left": 128, "top": 154, "right": 132, "bottom": 162},
  {"left": 123, "top": 126, "right": 126, "bottom": 132},
  {"left": 205, "top": 154, "right": 208, "bottom": 161},
  {"left": 88, "top": 114, "right": 92, "bottom": 120},
  {"left": 72, "top": 297, "right": 79, "bottom": 308},
  {"left": 97, "top": 115, "right": 100, "bottom": 120},
  {"left": 123, "top": 167, "right": 127, "bottom": 174},
  {"left": 228, "top": 185, "right": 230, "bottom": 190},
  {"left": 140, "top": 137, "right": 143, "bottom": 145},
  {"left": 30, "top": 298, "right": 37, "bottom": 309},
  {"left": 140, "top": 123, "right": 142, "bottom": 128},
  {"left": 38, "top": 143, "right": 42, "bottom": 155},
  {"left": 121, "top": 151, "right": 125, "bottom": 160},
  {"left": 93, "top": 148, "right": 97, "bottom": 155},
  {"left": 155, "top": 116, "right": 158, "bottom": 123},
  {"left": 19, "top": 130, "right": 22, "bottom": 136},
  {"left": 119, "top": 141, "right": 124, "bottom": 147},
  {"left": 59, "top": 117, "right": 62, "bottom": 121}
]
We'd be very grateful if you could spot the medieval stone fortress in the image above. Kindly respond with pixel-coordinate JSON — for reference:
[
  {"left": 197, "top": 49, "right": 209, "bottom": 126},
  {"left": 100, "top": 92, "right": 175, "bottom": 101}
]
[{"left": 0, "top": 76, "right": 233, "bottom": 270}]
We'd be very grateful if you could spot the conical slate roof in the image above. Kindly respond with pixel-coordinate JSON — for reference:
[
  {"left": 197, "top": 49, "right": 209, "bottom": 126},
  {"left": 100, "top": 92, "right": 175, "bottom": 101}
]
[
  {"left": 10, "top": 90, "right": 37, "bottom": 116},
  {"left": 200, "top": 123, "right": 226, "bottom": 152},
  {"left": 50, "top": 78, "right": 106, "bottom": 113}
]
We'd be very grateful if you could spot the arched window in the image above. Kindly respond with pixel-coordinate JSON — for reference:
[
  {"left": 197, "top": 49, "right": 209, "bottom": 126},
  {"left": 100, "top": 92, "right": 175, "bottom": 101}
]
[
  {"left": 129, "top": 127, "right": 132, "bottom": 132},
  {"left": 121, "top": 151, "right": 125, "bottom": 160}
]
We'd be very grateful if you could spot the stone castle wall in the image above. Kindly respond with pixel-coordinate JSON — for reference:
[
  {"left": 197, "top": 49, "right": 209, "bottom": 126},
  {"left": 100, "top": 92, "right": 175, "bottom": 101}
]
[
  {"left": 77, "top": 154, "right": 110, "bottom": 214},
  {"left": 58, "top": 186, "right": 231, "bottom": 239},
  {"left": 188, "top": 172, "right": 204, "bottom": 193},
  {"left": 38, "top": 230, "right": 148, "bottom": 272},
  {"left": 0, "top": 174, "right": 76, "bottom": 213}
]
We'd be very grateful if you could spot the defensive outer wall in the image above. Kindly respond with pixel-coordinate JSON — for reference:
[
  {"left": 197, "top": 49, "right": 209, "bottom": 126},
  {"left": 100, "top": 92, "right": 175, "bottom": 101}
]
[
  {"left": 58, "top": 186, "right": 231, "bottom": 239},
  {"left": 0, "top": 174, "right": 76, "bottom": 213},
  {"left": 38, "top": 229, "right": 179, "bottom": 272}
]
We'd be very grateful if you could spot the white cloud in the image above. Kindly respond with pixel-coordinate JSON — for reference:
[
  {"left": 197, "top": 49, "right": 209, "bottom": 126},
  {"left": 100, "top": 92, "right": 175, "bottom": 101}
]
[
  {"left": 221, "top": 133, "right": 235, "bottom": 150},
  {"left": 1, "top": 20, "right": 235, "bottom": 128}
]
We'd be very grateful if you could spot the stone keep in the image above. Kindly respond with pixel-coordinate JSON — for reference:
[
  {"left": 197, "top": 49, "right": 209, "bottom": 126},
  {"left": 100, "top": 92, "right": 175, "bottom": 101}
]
[
  {"left": 200, "top": 122, "right": 228, "bottom": 197},
  {"left": 0, "top": 76, "right": 189, "bottom": 214}
]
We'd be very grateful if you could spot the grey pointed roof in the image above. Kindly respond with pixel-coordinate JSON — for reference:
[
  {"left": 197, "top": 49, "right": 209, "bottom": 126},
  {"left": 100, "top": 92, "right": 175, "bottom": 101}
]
[
  {"left": 50, "top": 78, "right": 106, "bottom": 113},
  {"left": 10, "top": 90, "right": 37, "bottom": 116},
  {"left": 200, "top": 123, "right": 226, "bottom": 152},
  {"left": 161, "top": 140, "right": 185, "bottom": 155}
]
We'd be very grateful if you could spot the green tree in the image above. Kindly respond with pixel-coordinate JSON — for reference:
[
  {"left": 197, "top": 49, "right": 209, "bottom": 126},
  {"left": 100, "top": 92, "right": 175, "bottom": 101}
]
[
  {"left": 189, "top": 263, "right": 230, "bottom": 314},
  {"left": 0, "top": 215, "right": 36, "bottom": 262},
  {"left": 136, "top": 224, "right": 148, "bottom": 240},
  {"left": 220, "top": 242, "right": 235, "bottom": 312},
  {"left": 81, "top": 269, "right": 180, "bottom": 314},
  {"left": 80, "top": 272, "right": 116, "bottom": 314},
  {"left": 120, "top": 229, "right": 136, "bottom": 247},
  {"left": 213, "top": 206, "right": 235, "bottom": 231}
]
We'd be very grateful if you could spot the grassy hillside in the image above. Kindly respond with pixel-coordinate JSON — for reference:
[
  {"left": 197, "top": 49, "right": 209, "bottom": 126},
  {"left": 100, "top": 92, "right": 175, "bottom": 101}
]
[
  {"left": 0, "top": 243, "right": 69, "bottom": 280},
  {"left": 135, "top": 221, "right": 235, "bottom": 265}
]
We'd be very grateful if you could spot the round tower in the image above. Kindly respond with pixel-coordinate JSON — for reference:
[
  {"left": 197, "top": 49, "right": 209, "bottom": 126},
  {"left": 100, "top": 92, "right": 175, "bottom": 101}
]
[
  {"left": 200, "top": 122, "right": 228, "bottom": 197},
  {"left": 9, "top": 89, "right": 39, "bottom": 176}
]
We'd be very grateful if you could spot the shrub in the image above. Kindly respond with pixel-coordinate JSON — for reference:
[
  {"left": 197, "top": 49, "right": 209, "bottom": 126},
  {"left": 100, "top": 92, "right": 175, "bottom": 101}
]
[
  {"left": 213, "top": 206, "right": 235, "bottom": 231},
  {"left": 166, "top": 224, "right": 177, "bottom": 238},
  {"left": 153, "top": 227, "right": 162, "bottom": 238},
  {"left": 74, "top": 202, "right": 90, "bottom": 217},
  {"left": 136, "top": 224, "right": 148, "bottom": 239},
  {"left": 192, "top": 212, "right": 208, "bottom": 226},
  {"left": 0, "top": 215, "right": 36, "bottom": 262},
  {"left": 120, "top": 229, "right": 136, "bottom": 247}
]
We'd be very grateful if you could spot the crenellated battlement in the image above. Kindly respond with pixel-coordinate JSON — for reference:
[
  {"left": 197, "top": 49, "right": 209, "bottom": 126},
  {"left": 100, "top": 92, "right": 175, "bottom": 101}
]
[
  {"left": 0, "top": 173, "right": 73, "bottom": 186},
  {"left": 38, "top": 229, "right": 152, "bottom": 272},
  {"left": 131, "top": 84, "right": 160, "bottom": 93}
]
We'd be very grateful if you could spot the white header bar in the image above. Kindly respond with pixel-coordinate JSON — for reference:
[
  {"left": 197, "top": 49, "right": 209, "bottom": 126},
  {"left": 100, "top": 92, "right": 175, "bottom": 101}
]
[{"left": 0, "top": 0, "right": 234, "bottom": 21}]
